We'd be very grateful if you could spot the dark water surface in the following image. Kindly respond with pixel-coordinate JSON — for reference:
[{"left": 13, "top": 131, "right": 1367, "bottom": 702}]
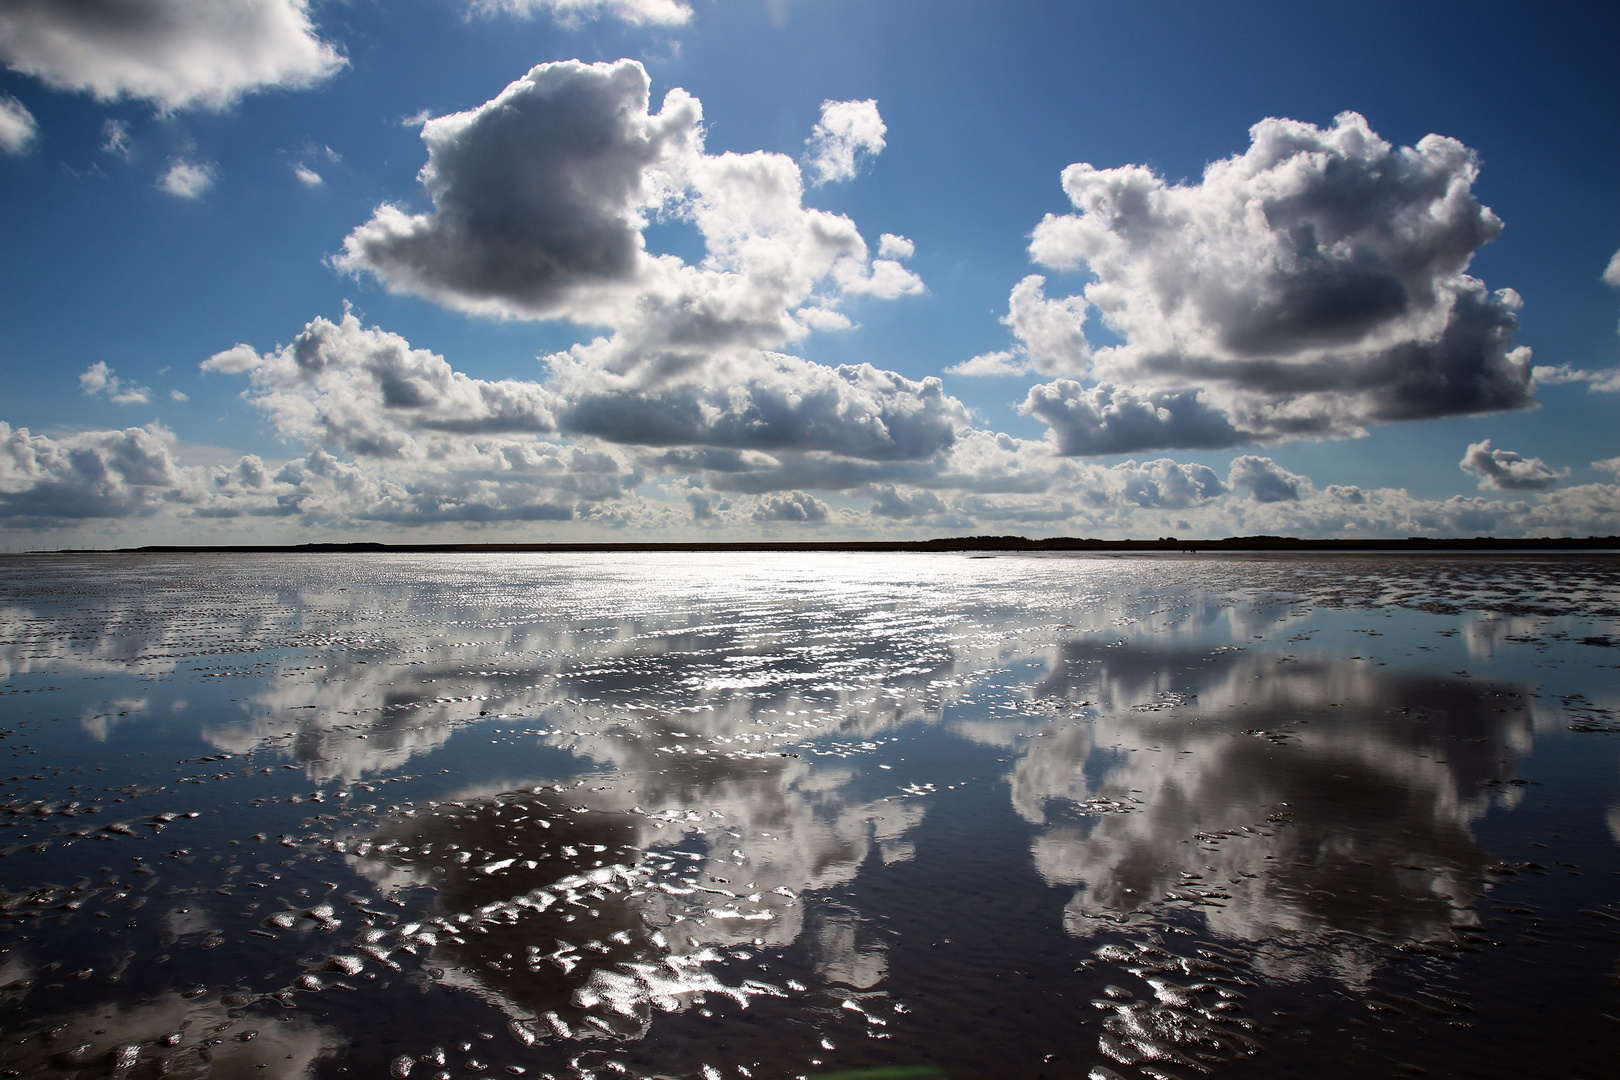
[{"left": 0, "top": 552, "right": 1616, "bottom": 1080}]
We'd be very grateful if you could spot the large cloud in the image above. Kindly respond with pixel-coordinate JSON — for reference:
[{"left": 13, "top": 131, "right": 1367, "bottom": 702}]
[
  {"left": 337, "top": 59, "right": 703, "bottom": 322},
  {"left": 868, "top": 484, "right": 949, "bottom": 520},
  {"left": 209, "top": 308, "right": 965, "bottom": 472},
  {"left": 338, "top": 61, "right": 918, "bottom": 344},
  {"left": 338, "top": 60, "right": 934, "bottom": 468},
  {"left": 1012, "top": 112, "right": 1533, "bottom": 454},
  {"left": 0, "top": 0, "right": 344, "bottom": 111},
  {"left": 203, "top": 313, "right": 560, "bottom": 458},
  {"left": 553, "top": 353, "right": 966, "bottom": 460},
  {"left": 1459, "top": 439, "right": 1565, "bottom": 491},
  {"left": 12, "top": 406, "right": 1620, "bottom": 541},
  {"left": 0, "top": 421, "right": 191, "bottom": 521},
  {"left": 252, "top": 444, "right": 638, "bottom": 525},
  {"left": 1228, "top": 454, "right": 1308, "bottom": 503},
  {"left": 189, "top": 314, "right": 672, "bottom": 527},
  {"left": 1023, "top": 381, "right": 1240, "bottom": 456},
  {"left": 0, "top": 415, "right": 651, "bottom": 530}
]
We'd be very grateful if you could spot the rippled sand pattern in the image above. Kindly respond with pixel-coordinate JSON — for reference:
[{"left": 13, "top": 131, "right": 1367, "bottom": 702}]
[{"left": 0, "top": 552, "right": 1617, "bottom": 1079}]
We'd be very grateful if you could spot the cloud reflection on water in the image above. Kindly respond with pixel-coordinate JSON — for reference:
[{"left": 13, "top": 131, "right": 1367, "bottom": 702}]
[
  {"left": 973, "top": 640, "right": 1544, "bottom": 984},
  {"left": 1, "top": 553, "right": 1616, "bottom": 1078}
]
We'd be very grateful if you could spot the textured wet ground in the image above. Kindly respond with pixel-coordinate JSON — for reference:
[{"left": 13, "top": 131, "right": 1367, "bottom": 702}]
[{"left": 0, "top": 551, "right": 1616, "bottom": 1080}]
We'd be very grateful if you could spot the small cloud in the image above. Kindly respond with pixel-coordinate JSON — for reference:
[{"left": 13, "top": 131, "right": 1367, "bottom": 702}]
[
  {"left": 169, "top": 389, "right": 189, "bottom": 402},
  {"left": 322, "top": 145, "right": 341, "bottom": 163},
  {"left": 878, "top": 233, "right": 914, "bottom": 261},
  {"left": 795, "top": 306, "right": 853, "bottom": 332},
  {"left": 946, "top": 350, "right": 1027, "bottom": 377},
  {"left": 200, "top": 343, "right": 262, "bottom": 374},
  {"left": 1532, "top": 364, "right": 1620, "bottom": 393},
  {"left": 0, "top": 94, "right": 38, "bottom": 155},
  {"left": 468, "top": 0, "right": 693, "bottom": 27},
  {"left": 78, "top": 363, "right": 109, "bottom": 393},
  {"left": 1605, "top": 248, "right": 1620, "bottom": 289},
  {"left": 1460, "top": 439, "right": 1567, "bottom": 491},
  {"left": 79, "top": 361, "right": 152, "bottom": 405},
  {"left": 293, "top": 161, "right": 323, "bottom": 186},
  {"left": 101, "top": 119, "right": 131, "bottom": 158},
  {"left": 401, "top": 109, "right": 432, "bottom": 128},
  {"left": 159, "top": 158, "right": 215, "bottom": 199},
  {"left": 804, "top": 99, "right": 885, "bottom": 185}
]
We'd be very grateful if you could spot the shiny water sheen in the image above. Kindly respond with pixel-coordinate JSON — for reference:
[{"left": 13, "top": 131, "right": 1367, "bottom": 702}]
[{"left": 0, "top": 552, "right": 1617, "bottom": 1080}]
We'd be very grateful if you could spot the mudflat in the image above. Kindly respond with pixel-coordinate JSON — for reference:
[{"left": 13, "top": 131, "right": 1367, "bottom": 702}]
[{"left": 0, "top": 551, "right": 1615, "bottom": 1079}]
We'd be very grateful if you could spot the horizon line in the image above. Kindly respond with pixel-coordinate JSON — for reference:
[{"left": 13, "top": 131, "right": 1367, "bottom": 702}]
[{"left": 15, "top": 534, "right": 1620, "bottom": 555}]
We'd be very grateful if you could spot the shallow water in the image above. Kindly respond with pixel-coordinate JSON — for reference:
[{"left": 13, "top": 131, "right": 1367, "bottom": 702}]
[{"left": 0, "top": 551, "right": 1616, "bottom": 1080}]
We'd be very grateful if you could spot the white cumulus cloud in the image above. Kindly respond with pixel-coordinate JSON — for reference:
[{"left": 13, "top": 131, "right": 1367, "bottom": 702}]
[
  {"left": 0, "top": 0, "right": 345, "bottom": 112},
  {"left": 1459, "top": 439, "right": 1566, "bottom": 491},
  {"left": 339, "top": 61, "right": 918, "bottom": 340},
  {"left": 336, "top": 59, "right": 932, "bottom": 465},
  {"left": 803, "top": 99, "right": 886, "bottom": 186},
  {"left": 0, "top": 421, "right": 187, "bottom": 520},
  {"left": 552, "top": 353, "right": 967, "bottom": 461},
  {"left": 1022, "top": 381, "right": 1238, "bottom": 456},
  {"left": 79, "top": 362, "right": 152, "bottom": 405},
  {"left": 1530, "top": 363, "right": 1620, "bottom": 393},
  {"left": 878, "top": 233, "right": 914, "bottom": 261},
  {"left": 292, "top": 162, "right": 322, "bottom": 186},
  {"left": 337, "top": 59, "right": 704, "bottom": 322},
  {"left": 202, "top": 313, "right": 560, "bottom": 459},
  {"left": 867, "top": 484, "right": 949, "bottom": 520},
  {"left": 0, "top": 94, "right": 37, "bottom": 154},
  {"left": 1228, "top": 455, "right": 1308, "bottom": 503},
  {"left": 946, "top": 350, "right": 1025, "bottom": 378},
  {"left": 12, "top": 406, "right": 1620, "bottom": 541},
  {"left": 158, "top": 158, "right": 214, "bottom": 198},
  {"left": 1019, "top": 112, "right": 1533, "bottom": 454},
  {"left": 954, "top": 275, "right": 1092, "bottom": 380},
  {"left": 201, "top": 343, "right": 260, "bottom": 374}
]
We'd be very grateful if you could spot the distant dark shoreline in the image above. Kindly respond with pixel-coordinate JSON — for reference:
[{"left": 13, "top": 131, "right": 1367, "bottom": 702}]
[{"left": 22, "top": 534, "right": 1620, "bottom": 555}]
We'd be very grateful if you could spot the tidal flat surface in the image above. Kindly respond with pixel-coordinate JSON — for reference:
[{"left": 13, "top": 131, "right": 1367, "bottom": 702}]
[{"left": 0, "top": 552, "right": 1617, "bottom": 1080}]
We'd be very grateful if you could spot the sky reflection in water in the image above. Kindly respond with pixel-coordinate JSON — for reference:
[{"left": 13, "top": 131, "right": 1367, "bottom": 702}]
[{"left": 0, "top": 552, "right": 1617, "bottom": 1080}]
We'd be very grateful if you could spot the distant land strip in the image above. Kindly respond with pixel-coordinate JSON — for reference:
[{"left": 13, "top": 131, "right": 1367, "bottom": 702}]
[{"left": 31, "top": 534, "right": 1620, "bottom": 555}]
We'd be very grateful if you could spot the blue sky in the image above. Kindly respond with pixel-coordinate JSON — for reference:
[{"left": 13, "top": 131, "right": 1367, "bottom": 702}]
[{"left": 2, "top": 0, "right": 1619, "bottom": 544}]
